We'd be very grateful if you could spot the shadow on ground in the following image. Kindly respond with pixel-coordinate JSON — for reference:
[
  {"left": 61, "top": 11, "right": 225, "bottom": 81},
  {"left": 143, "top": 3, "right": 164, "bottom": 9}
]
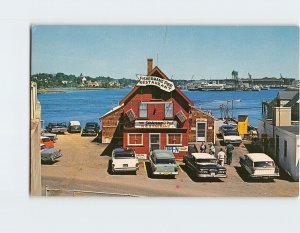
[
  {"left": 41, "top": 160, "right": 59, "bottom": 165},
  {"left": 179, "top": 164, "right": 224, "bottom": 183}
]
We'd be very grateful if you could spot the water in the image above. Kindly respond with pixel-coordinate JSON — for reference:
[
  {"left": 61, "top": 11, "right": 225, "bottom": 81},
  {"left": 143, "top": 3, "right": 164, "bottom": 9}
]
[{"left": 38, "top": 88, "right": 282, "bottom": 128}]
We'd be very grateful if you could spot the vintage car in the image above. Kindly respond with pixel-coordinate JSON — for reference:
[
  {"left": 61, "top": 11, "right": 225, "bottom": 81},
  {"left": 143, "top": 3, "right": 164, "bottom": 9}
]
[
  {"left": 239, "top": 153, "right": 280, "bottom": 179},
  {"left": 111, "top": 148, "right": 139, "bottom": 174},
  {"left": 219, "top": 124, "right": 237, "bottom": 134},
  {"left": 40, "top": 136, "right": 54, "bottom": 148},
  {"left": 149, "top": 150, "right": 178, "bottom": 178},
  {"left": 81, "top": 122, "right": 100, "bottom": 136},
  {"left": 68, "top": 120, "right": 81, "bottom": 133},
  {"left": 41, "top": 129, "right": 57, "bottom": 142},
  {"left": 46, "top": 122, "right": 68, "bottom": 134},
  {"left": 223, "top": 129, "right": 242, "bottom": 146},
  {"left": 40, "top": 144, "right": 63, "bottom": 163},
  {"left": 183, "top": 152, "right": 227, "bottom": 178}
]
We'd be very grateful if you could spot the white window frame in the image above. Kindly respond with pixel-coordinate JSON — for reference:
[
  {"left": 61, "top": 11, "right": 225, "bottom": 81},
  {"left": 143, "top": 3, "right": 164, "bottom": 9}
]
[
  {"left": 139, "top": 102, "right": 148, "bottom": 118},
  {"left": 164, "top": 102, "right": 173, "bottom": 118},
  {"left": 127, "top": 133, "right": 144, "bottom": 146},
  {"left": 166, "top": 133, "right": 182, "bottom": 146}
]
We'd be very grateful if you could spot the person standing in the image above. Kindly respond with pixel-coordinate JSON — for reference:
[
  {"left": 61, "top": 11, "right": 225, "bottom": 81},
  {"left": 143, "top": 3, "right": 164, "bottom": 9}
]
[
  {"left": 217, "top": 148, "right": 226, "bottom": 166},
  {"left": 209, "top": 143, "right": 216, "bottom": 157},
  {"left": 200, "top": 142, "right": 207, "bottom": 153},
  {"left": 226, "top": 143, "right": 234, "bottom": 165}
]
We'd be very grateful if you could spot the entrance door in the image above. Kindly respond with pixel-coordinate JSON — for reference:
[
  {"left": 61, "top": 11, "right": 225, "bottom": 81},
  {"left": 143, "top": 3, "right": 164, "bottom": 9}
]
[
  {"left": 196, "top": 122, "right": 207, "bottom": 142},
  {"left": 150, "top": 134, "right": 160, "bottom": 151}
]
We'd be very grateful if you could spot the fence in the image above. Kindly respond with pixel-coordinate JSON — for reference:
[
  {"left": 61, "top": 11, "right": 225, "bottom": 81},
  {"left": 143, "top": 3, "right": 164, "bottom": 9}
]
[{"left": 45, "top": 185, "right": 141, "bottom": 197}]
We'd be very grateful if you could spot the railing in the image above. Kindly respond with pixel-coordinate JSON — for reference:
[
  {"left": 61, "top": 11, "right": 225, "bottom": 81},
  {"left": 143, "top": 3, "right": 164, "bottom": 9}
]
[{"left": 45, "top": 185, "right": 142, "bottom": 197}]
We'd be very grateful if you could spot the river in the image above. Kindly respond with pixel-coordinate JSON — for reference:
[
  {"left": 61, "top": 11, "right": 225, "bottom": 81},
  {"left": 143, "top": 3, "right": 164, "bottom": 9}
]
[{"left": 37, "top": 88, "right": 282, "bottom": 128}]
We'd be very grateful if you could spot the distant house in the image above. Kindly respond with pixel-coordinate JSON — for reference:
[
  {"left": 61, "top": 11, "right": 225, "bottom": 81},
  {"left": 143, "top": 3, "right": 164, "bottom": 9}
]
[
  {"left": 86, "top": 80, "right": 100, "bottom": 87},
  {"left": 61, "top": 80, "right": 68, "bottom": 85},
  {"left": 258, "top": 90, "right": 299, "bottom": 181},
  {"left": 109, "top": 81, "right": 120, "bottom": 87},
  {"left": 81, "top": 77, "right": 87, "bottom": 84}
]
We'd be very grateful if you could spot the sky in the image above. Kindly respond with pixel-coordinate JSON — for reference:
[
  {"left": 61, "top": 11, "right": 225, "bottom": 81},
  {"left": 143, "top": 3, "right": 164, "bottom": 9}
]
[{"left": 31, "top": 26, "right": 299, "bottom": 80}]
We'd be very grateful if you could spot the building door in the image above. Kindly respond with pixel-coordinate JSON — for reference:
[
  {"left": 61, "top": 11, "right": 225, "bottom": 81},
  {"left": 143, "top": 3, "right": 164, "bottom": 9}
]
[
  {"left": 150, "top": 134, "right": 160, "bottom": 151},
  {"left": 275, "top": 135, "right": 280, "bottom": 163},
  {"left": 196, "top": 121, "right": 207, "bottom": 142}
]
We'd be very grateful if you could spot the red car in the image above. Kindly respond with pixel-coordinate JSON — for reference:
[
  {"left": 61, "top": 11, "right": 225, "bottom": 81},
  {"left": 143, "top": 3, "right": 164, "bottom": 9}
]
[{"left": 40, "top": 136, "right": 54, "bottom": 148}]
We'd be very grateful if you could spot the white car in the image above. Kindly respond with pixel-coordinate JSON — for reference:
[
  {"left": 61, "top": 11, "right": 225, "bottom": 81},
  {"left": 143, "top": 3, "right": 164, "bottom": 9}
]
[
  {"left": 239, "top": 153, "right": 280, "bottom": 179},
  {"left": 111, "top": 148, "right": 139, "bottom": 174},
  {"left": 223, "top": 130, "right": 242, "bottom": 145}
]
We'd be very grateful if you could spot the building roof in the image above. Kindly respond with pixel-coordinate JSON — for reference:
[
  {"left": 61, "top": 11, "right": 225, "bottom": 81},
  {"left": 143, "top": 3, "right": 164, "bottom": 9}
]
[
  {"left": 246, "top": 153, "right": 274, "bottom": 162},
  {"left": 99, "top": 103, "right": 124, "bottom": 119},
  {"left": 277, "top": 91, "right": 299, "bottom": 100},
  {"left": 277, "top": 125, "right": 299, "bottom": 135},
  {"left": 119, "top": 66, "right": 193, "bottom": 106},
  {"left": 191, "top": 153, "right": 216, "bottom": 160}
]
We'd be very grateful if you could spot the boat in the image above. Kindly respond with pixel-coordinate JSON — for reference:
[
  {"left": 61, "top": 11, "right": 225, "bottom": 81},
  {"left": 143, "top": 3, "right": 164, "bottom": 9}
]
[{"left": 198, "top": 81, "right": 226, "bottom": 91}]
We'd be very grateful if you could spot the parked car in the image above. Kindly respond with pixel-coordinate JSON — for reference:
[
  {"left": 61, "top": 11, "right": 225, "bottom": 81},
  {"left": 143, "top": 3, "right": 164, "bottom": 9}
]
[
  {"left": 149, "top": 150, "right": 179, "bottom": 178},
  {"left": 68, "top": 120, "right": 81, "bottom": 133},
  {"left": 239, "top": 153, "right": 280, "bottom": 180},
  {"left": 111, "top": 148, "right": 139, "bottom": 174},
  {"left": 223, "top": 130, "right": 242, "bottom": 146},
  {"left": 40, "top": 136, "right": 54, "bottom": 148},
  {"left": 40, "top": 144, "right": 63, "bottom": 163},
  {"left": 183, "top": 152, "right": 227, "bottom": 178},
  {"left": 219, "top": 124, "right": 237, "bottom": 134},
  {"left": 41, "top": 129, "right": 57, "bottom": 142},
  {"left": 46, "top": 122, "right": 67, "bottom": 134},
  {"left": 81, "top": 122, "right": 100, "bottom": 136}
]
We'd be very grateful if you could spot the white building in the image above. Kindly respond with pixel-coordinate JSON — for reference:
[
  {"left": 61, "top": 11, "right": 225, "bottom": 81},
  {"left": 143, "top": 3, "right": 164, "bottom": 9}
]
[{"left": 259, "top": 91, "right": 299, "bottom": 181}]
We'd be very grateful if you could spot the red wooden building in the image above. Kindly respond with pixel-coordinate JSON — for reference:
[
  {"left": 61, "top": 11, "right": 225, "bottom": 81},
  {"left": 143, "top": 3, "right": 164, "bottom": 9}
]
[{"left": 100, "top": 59, "right": 216, "bottom": 160}]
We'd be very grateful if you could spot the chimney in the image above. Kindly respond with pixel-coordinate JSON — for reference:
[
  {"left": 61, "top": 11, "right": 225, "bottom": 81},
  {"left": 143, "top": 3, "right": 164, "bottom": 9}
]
[
  {"left": 272, "top": 107, "right": 291, "bottom": 126},
  {"left": 147, "top": 58, "right": 153, "bottom": 75}
]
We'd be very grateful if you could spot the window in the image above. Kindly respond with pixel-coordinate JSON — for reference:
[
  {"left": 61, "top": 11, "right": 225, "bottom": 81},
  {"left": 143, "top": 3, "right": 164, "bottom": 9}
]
[
  {"left": 284, "top": 140, "right": 287, "bottom": 158},
  {"left": 128, "top": 133, "right": 143, "bottom": 146},
  {"left": 165, "top": 102, "right": 173, "bottom": 118},
  {"left": 167, "top": 133, "right": 182, "bottom": 145},
  {"left": 139, "top": 102, "right": 147, "bottom": 118}
]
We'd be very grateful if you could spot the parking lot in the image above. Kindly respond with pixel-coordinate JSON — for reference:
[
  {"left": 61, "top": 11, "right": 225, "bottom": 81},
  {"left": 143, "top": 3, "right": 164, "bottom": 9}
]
[{"left": 41, "top": 133, "right": 299, "bottom": 197}]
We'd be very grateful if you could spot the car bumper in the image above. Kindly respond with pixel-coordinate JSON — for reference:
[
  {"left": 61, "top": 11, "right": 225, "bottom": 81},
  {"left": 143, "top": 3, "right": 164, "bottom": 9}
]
[
  {"left": 69, "top": 130, "right": 81, "bottom": 133},
  {"left": 197, "top": 173, "right": 227, "bottom": 178},
  {"left": 224, "top": 141, "right": 242, "bottom": 145},
  {"left": 112, "top": 167, "right": 139, "bottom": 172},
  {"left": 152, "top": 171, "right": 179, "bottom": 176},
  {"left": 249, "top": 173, "right": 280, "bottom": 179},
  {"left": 81, "top": 132, "right": 97, "bottom": 136}
]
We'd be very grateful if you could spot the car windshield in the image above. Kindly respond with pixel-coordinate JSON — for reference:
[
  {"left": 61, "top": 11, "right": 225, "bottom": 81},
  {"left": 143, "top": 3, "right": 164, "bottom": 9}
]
[
  {"left": 225, "top": 131, "right": 239, "bottom": 136},
  {"left": 254, "top": 161, "right": 274, "bottom": 168},
  {"left": 40, "top": 145, "right": 46, "bottom": 150},
  {"left": 86, "top": 123, "right": 96, "bottom": 128},
  {"left": 196, "top": 159, "right": 217, "bottom": 164},
  {"left": 156, "top": 158, "right": 176, "bottom": 164},
  {"left": 42, "top": 138, "right": 50, "bottom": 142},
  {"left": 114, "top": 152, "right": 135, "bottom": 158}
]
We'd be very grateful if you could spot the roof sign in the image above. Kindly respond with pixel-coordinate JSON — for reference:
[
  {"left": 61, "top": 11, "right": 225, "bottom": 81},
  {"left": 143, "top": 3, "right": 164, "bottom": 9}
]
[{"left": 136, "top": 75, "right": 175, "bottom": 92}]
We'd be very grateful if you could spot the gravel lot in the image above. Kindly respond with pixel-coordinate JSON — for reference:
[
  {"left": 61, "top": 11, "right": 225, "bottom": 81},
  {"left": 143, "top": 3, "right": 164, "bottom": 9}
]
[{"left": 41, "top": 133, "right": 299, "bottom": 197}]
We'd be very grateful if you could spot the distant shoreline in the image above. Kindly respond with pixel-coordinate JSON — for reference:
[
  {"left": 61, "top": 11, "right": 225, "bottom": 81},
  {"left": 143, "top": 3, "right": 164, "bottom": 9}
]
[{"left": 37, "top": 87, "right": 129, "bottom": 94}]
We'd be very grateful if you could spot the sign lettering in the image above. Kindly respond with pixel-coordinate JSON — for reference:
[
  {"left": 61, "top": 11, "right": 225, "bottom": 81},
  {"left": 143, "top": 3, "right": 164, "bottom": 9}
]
[
  {"left": 136, "top": 75, "right": 175, "bottom": 92},
  {"left": 135, "top": 120, "right": 177, "bottom": 129}
]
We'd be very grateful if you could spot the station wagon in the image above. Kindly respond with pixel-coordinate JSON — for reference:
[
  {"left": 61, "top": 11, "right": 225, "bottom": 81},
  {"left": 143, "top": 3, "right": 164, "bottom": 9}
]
[
  {"left": 149, "top": 150, "right": 178, "bottom": 178},
  {"left": 239, "top": 153, "right": 280, "bottom": 179}
]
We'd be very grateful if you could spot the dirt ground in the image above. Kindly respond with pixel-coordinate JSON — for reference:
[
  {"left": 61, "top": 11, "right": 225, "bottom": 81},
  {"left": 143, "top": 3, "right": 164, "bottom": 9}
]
[{"left": 41, "top": 133, "right": 299, "bottom": 197}]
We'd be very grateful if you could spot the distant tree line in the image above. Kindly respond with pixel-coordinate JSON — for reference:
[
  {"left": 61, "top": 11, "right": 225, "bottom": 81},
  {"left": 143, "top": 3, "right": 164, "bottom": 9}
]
[{"left": 30, "top": 73, "right": 138, "bottom": 89}]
